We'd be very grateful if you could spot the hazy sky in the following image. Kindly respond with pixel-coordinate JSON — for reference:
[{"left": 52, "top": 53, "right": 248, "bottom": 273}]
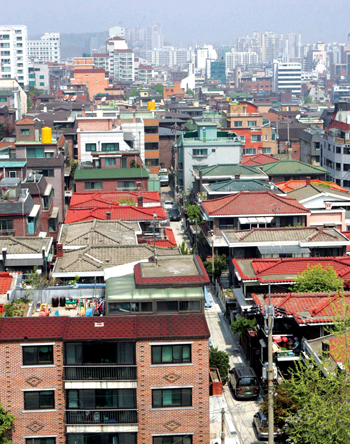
[{"left": 2, "top": 0, "right": 350, "bottom": 45}]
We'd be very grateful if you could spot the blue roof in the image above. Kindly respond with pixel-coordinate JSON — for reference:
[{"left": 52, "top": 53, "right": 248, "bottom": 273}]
[{"left": 0, "top": 161, "right": 26, "bottom": 168}]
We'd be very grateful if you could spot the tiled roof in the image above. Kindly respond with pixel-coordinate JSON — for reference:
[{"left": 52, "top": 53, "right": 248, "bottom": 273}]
[
  {"left": 16, "top": 118, "right": 35, "bottom": 125},
  {"left": 65, "top": 205, "right": 167, "bottom": 224},
  {"left": 193, "top": 164, "right": 267, "bottom": 179},
  {"left": 69, "top": 191, "right": 161, "bottom": 208},
  {"left": 140, "top": 228, "right": 177, "bottom": 248},
  {"left": 233, "top": 256, "right": 350, "bottom": 283},
  {"left": 223, "top": 227, "right": 349, "bottom": 244},
  {"left": 241, "top": 154, "right": 279, "bottom": 166},
  {"left": 54, "top": 244, "right": 179, "bottom": 274},
  {"left": 259, "top": 160, "right": 329, "bottom": 176},
  {"left": 0, "top": 314, "right": 210, "bottom": 342},
  {"left": 201, "top": 191, "right": 309, "bottom": 217},
  {"left": 74, "top": 168, "right": 149, "bottom": 180},
  {"left": 287, "top": 183, "right": 350, "bottom": 201},
  {"left": 204, "top": 179, "right": 282, "bottom": 194},
  {"left": 0, "top": 272, "right": 15, "bottom": 294},
  {"left": 276, "top": 179, "right": 348, "bottom": 193},
  {"left": 251, "top": 291, "right": 350, "bottom": 325},
  {"left": 0, "top": 236, "right": 52, "bottom": 254}
]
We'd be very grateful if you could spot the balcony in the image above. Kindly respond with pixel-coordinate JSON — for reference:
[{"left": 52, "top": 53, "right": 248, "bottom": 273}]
[
  {"left": 64, "top": 366, "right": 137, "bottom": 381},
  {"left": 66, "top": 409, "right": 138, "bottom": 425},
  {"left": 0, "top": 228, "right": 15, "bottom": 235}
]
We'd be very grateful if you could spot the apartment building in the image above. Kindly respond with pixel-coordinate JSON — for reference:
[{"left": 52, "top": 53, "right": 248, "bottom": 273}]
[
  {"left": 112, "top": 49, "right": 135, "bottom": 82},
  {"left": 28, "top": 63, "right": 50, "bottom": 92},
  {"left": 27, "top": 33, "right": 61, "bottom": 63},
  {"left": 0, "top": 25, "right": 28, "bottom": 88},
  {"left": 273, "top": 61, "right": 302, "bottom": 95}
]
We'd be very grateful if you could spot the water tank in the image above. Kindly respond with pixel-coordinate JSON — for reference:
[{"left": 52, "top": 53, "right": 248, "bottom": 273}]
[{"left": 41, "top": 126, "right": 52, "bottom": 144}]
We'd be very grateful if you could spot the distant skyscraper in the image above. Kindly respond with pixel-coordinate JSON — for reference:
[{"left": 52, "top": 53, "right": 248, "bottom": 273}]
[
  {"left": 27, "top": 32, "right": 61, "bottom": 63},
  {"left": 126, "top": 24, "right": 163, "bottom": 51},
  {"left": 0, "top": 25, "right": 28, "bottom": 88},
  {"left": 261, "top": 32, "right": 284, "bottom": 63},
  {"left": 283, "top": 33, "right": 301, "bottom": 58}
]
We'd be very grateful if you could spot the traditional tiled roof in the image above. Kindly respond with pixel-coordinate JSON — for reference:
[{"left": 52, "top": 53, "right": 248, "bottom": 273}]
[
  {"left": 192, "top": 164, "right": 267, "bottom": 179},
  {"left": 241, "top": 154, "right": 279, "bottom": 166},
  {"left": 69, "top": 191, "right": 161, "bottom": 208},
  {"left": 223, "top": 226, "right": 349, "bottom": 245},
  {"left": 0, "top": 315, "right": 210, "bottom": 342},
  {"left": 0, "top": 237, "right": 52, "bottom": 254},
  {"left": 259, "top": 160, "right": 329, "bottom": 176},
  {"left": 233, "top": 256, "right": 350, "bottom": 283},
  {"left": 201, "top": 191, "right": 309, "bottom": 217},
  {"left": 251, "top": 291, "right": 350, "bottom": 325},
  {"left": 16, "top": 118, "right": 35, "bottom": 125},
  {"left": 203, "top": 179, "right": 282, "bottom": 194},
  {"left": 276, "top": 179, "right": 348, "bottom": 193},
  {"left": 287, "top": 183, "right": 350, "bottom": 201}
]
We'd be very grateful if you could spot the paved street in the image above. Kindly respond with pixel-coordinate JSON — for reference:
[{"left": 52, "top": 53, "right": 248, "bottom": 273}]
[{"left": 206, "top": 291, "right": 263, "bottom": 444}]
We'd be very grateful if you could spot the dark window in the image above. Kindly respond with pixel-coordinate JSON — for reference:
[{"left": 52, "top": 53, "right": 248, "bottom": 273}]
[
  {"left": 85, "top": 182, "right": 102, "bottom": 190},
  {"left": 105, "top": 158, "right": 116, "bottom": 166},
  {"left": 234, "top": 121, "right": 243, "bottom": 127},
  {"left": 23, "top": 345, "right": 53, "bottom": 365},
  {"left": 237, "top": 377, "right": 258, "bottom": 387},
  {"left": 21, "top": 129, "right": 29, "bottom": 135},
  {"left": 152, "top": 388, "right": 192, "bottom": 408},
  {"left": 85, "top": 144, "right": 96, "bottom": 152},
  {"left": 179, "top": 300, "right": 201, "bottom": 311},
  {"left": 65, "top": 342, "right": 135, "bottom": 365},
  {"left": 145, "top": 126, "right": 158, "bottom": 134},
  {"left": 67, "top": 389, "right": 136, "bottom": 409},
  {"left": 153, "top": 437, "right": 192, "bottom": 444},
  {"left": 157, "top": 301, "right": 178, "bottom": 312},
  {"left": 27, "top": 147, "right": 44, "bottom": 158},
  {"left": 67, "top": 433, "right": 137, "bottom": 444},
  {"left": 24, "top": 391, "right": 55, "bottom": 410},
  {"left": 0, "top": 219, "right": 14, "bottom": 232},
  {"left": 145, "top": 142, "right": 158, "bottom": 150},
  {"left": 152, "top": 344, "right": 191, "bottom": 364},
  {"left": 42, "top": 169, "right": 54, "bottom": 177},
  {"left": 101, "top": 143, "right": 119, "bottom": 152},
  {"left": 26, "top": 439, "right": 55, "bottom": 444}
]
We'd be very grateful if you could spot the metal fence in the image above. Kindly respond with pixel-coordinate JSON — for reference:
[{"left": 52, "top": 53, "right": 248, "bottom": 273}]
[
  {"left": 63, "top": 366, "right": 137, "bottom": 381},
  {"left": 65, "top": 409, "right": 138, "bottom": 425}
]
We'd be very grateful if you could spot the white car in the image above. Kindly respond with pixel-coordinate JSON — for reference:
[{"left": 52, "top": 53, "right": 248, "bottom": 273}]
[{"left": 163, "top": 200, "right": 174, "bottom": 210}]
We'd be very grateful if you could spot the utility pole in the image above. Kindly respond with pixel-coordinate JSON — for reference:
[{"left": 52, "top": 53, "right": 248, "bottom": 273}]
[
  {"left": 266, "top": 283, "right": 275, "bottom": 444},
  {"left": 221, "top": 407, "right": 225, "bottom": 444}
]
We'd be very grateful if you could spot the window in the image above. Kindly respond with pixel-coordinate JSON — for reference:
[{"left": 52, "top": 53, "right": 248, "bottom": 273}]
[
  {"left": 29, "top": 74, "right": 35, "bottom": 79},
  {"left": 271, "top": 133, "right": 276, "bottom": 141},
  {"left": 145, "top": 142, "right": 158, "bottom": 150},
  {"left": 145, "top": 126, "right": 158, "bottom": 134},
  {"left": 27, "top": 147, "right": 44, "bottom": 158},
  {"left": 67, "top": 389, "right": 136, "bottom": 409},
  {"left": 24, "top": 390, "right": 55, "bottom": 410},
  {"left": 85, "top": 182, "right": 102, "bottom": 190},
  {"left": 42, "top": 169, "right": 54, "bottom": 177},
  {"left": 105, "top": 158, "right": 116, "bottom": 166},
  {"left": 234, "top": 121, "right": 243, "bottom": 127},
  {"left": 40, "top": 82, "right": 45, "bottom": 86},
  {"left": 67, "top": 433, "right": 136, "bottom": 444},
  {"left": 0, "top": 219, "right": 13, "bottom": 232},
  {"left": 117, "top": 180, "right": 135, "bottom": 190},
  {"left": 247, "top": 121, "right": 257, "bottom": 127},
  {"left": 192, "top": 149, "right": 208, "bottom": 157},
  {"left": 153, "top": 437, "right": 192, "bottom": 444},
  {"left": 152, "top": 388, "right": 192, "bottom": 408},
  {"left": 40, "top": 75, "right": 44, "bottom": 79},
  {"left": 251, "top": 135, "right": 262, "bottom": 142},
  {"left": 8, "top": 171, "right": 17, "bottom": 178},
  {"left": 65, "top": 342, "right": 135, "bottom": 365},
  {"left": 264, "top": 134, "right": 268, "bottom": 141},
  {"left": 336, "top": 146, "right": 341, "bottom": 154},
  {"left": 157, "top": 301, "right": 178, "bottom": 312},
  {"left": 26, "top": 438, "right": 55, "bottom": 444},
  {"left": 85, "top": 143, "right": 96, "bottom": 152},
  {"left": 0, "top": 97, "right": 7, "bottom": 102},
  {"left": 261, "top": 148, "right": 271, "bottom": 154},
  {"left": 101, "top": 143, "right": 119, "bottom": 152},
  {"left": 145, "top": 159, "right": 159, "bottom": 167},
  {"left": 152, "top": 344, "right": 191, "bottom": 364},
  {"left": 243, "top": 148, "right": 257, "bottom": 155},
  {"left": 23, "top": 345, "right": 53, "bottom": 365}
]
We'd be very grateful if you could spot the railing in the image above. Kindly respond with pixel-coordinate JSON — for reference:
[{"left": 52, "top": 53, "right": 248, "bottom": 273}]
[
  {"left": 184, "top": 137, "right": 241, "bottom": 143},
  {"left": 66, "top": 409, "right": 138, "bottom": 425},
  {"left": 63, "top": 366, "right": 137, "bottom": 381},
  {"left": 0, "top": 229, "right": 15, "bottom": 235}
]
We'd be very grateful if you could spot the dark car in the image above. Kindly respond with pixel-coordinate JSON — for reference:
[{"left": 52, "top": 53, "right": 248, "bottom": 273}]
[
  {"left": 229, "top": 366, "right": 259, "bottom": 399},
  {"left": 168, "top": 208, "right": 181, "bottom": 221}
]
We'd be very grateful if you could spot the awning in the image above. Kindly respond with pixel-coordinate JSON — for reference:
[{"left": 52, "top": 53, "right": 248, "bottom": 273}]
[
  {"left": 50, "top": 207, "right": 59, "bottom": 219},
  {"left": 29, "top": 204, "right": 40, "bottom": 218},
  {"left": 239, "top": 216, "right": 274, "bottom": 224},
  {"left": 43, "top": 183, "right": 53, "bottom": 196}
]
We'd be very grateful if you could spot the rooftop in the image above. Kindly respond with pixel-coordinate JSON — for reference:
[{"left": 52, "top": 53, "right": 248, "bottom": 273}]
[
  {"left": 0, "top": 236, "right": 52, "bottom": 255},
  {"left": 193, "top": 164, "right": 268, "bottom": 180},
  {"left": 287, "top": 183, "right": 350, "bottom": 201},
  {"left": 259, "top": 160, "right": 329, "bottom": 176},
  {"left": 69, "top": 191, "right": 161, "bottom": 208},
  {"left": 241, "top": 153, "right": 279, "bottom": 166},
  {"left": 202, "top": 179, "right": 283, "bottom": 195},
  {"left": 276, "top": 179, "right": 348, "bottom": 193}
]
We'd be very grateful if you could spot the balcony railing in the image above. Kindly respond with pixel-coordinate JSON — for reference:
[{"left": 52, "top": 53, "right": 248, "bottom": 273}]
[
  {"left": 0, "top": 228, "right": 15, "bottom": 235},
  {"left": 63, "top": 366, "right": 137, "bottom": 381},
  {"left": 66, "top": 409, "right": 138, "bottom": 425}
]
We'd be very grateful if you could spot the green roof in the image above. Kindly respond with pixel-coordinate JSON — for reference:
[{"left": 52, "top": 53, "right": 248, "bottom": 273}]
[
  {"left": 193, "top": 164, "right": 266, "bottom": 178},
  {"left": 260, "top": 160, "right": 329, "bottom": 176},
  {"left": 0, "top": 91, "right": 12, "bottom": 97},
  {"left": 0, "top": 161, "right": 26, "bottom": 168},
  {"left": 74, "top": 168, "right": 149, "bottom": 180},
  {"left": 206, "top": 179, "right": 279, "bottom": 193}
]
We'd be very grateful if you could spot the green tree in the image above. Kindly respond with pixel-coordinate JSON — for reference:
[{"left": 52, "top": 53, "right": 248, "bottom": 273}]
[
  {"left": 209, "top": 347, "right": 230, "bottom": 385},
  {"left": 186, "top": 204, "right": 201, "bottom": 224},
  {"left": 153, "top": 84, "right": 163, "bottom": 95},
  {"left": 186, "top": 88, "right": 195, "bottom": 97},
  {"left": 69, "top": 159, "right": 78, "bottom": 179},
  {"left": 304, "top": 94, "right": 313, "bottom": 104},
  {"left": 130, "top": 159, "right": 141, "bottom": 168},
  {"left": 292, "top": 264, "right": 343, "bottom": 293},
  {"left": 230, "top": 317, "right": 257, "bottom": 336},
  {"left": 204, "top": 254, "right": 227, "bottom": 279},
  {"left": 129, "top": 88, "right": 138, "bottom": 97},
  {"left": 179, "top": 241, "right": 194, "bottom": 255},
  {"left": 0, "top": 403, "right": 15, "bottom": 444}
]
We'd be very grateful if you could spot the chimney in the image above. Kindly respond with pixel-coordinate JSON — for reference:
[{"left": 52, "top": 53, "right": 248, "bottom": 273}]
[
  {"left": 199, "top": 170, "right": 203, "bottom": 192},
  {"left": 133, "top": 112, "right": 136, "bottom": 123},
  {"left": 116, "top": 114, "right": 121, "bottom": 128},
  {"left": 235, "top": 174, "right": 240, "bottom": 180},
  {"left": 106, "top": 211, "right": 111, "bottom": 220},
  {"left": 306, "top": 176, "right": 311, "bottom": 186},
  {"left": 137, "top": 195, "right": 143, "bottom": 207},
  {"left": 56, "top": 244, "right": 63, "bottom": 258},
  {"left": 2, "top": 248, "right": 7, "bottom": 266}
]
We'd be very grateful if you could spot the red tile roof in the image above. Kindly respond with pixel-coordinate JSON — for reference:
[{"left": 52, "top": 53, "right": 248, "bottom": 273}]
[
  {"left": 70, "top": 191, "right": 161, "bottom": 208},
  {"left": 233, "top": 256, "right": 350, "bottom": 283},
  {"left": 241, "top": 154, "right": 279, "bottom": 166},
  {"left": 0, "top": 272, "right": 14, "bottom": 294},
  {"left": 201, "top": 191, "right": 309, "bottom": 216},
  {"left": 141, "top": 228, "right": 177, "bottom": 248},
  {"left": 65, "top": 205, "right": 167, "bottom": 224},
  {"left": 0, "top": 315, "right": 210, "bottom": 342},
  {"left": 251, "top": 291, "right": 350, "bottom": 325},
  {"left": 276, "top": 179, "right": 348, "bottom": 193},
  {"left": 134, "top": 255, "right": 210, "bottom": 287},
  {"left": 16, "top": 118, "right": 35, "bottom": 125}
]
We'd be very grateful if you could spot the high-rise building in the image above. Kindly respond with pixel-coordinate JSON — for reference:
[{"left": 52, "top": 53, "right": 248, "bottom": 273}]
[
  {"left": 273, "top": 60, "right": 302, "bottom": 95},
  {"left": 261, "top": 32, "right": 283, "bottom": 63},
  {"left": 283, "top": 33, "right": 301, "bottom": 58},
  {"left": 27, "top": 32, "right": 61, "bottom": 63},
  {"left": 126, "top": 24, "right": 163, "bottom": 51},
  {"left": 0, "top": 25, "right": 28, "bottom": 88},
  {"left": 225, "top": 51, "right": 259, "bottom": 74}
]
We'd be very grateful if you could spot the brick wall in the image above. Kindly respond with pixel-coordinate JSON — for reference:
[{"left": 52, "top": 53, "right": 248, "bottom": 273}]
[
  {"left": 0, "top": 341, "right": 65, "bottom": 444},
  {"left": 136, "top": 339, "right": 210, "bottom": 444},
  {"left": 75, "top": 177, "right": 148, "bottom": 193}
]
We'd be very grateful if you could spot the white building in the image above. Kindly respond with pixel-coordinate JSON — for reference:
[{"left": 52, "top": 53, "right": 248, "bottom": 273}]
[
  {"left": 27, "top": 32, "right": 60, "bottom": 63},
  {"left": 109, "top": 26, "right": 125, "bottom": 39},
  {"left": 112, "top": 49, "right": 135, "bottom": 82},
  {"left": 28, "top": 62, "right": 49, "bottom": 92},
  {"left": 0, "top": 25, "right": 28, "bottom": 89},
  {"left": 225, "top": 51, "right": 259, "bottom": 74},
  {"left": 0, "top": 78, "right": 27, "bottom": 119},
  {"left": 273, "top": 61, "right": 301, "bottom": 95}
]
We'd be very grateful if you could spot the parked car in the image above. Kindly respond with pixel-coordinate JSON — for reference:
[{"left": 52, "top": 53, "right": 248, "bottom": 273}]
[
  {"left": 163, "top": 200, "right": 174, "bottom": 210},
  {"left": 229, "top": 366, "right": 259, "bottom": 400},
  {"left": 168, "top": 208, "right": 181, "bottom": 221},
  {"left": 253, "top": 411, "right": 278, "bottom": 441}
]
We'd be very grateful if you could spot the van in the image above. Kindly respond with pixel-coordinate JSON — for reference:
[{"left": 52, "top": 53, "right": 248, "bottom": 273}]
[{"left": 229, "top": 366, "right": 259, "bottom": 400}]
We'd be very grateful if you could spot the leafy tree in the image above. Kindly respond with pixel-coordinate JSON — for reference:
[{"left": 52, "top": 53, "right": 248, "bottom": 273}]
[
  {"left": 204, "top": 254, "right": 227, "bottom": 279},
  {"left": 292, "top": 264, "right": 343, "bottom": 293},
  {"left": 0, "top": 403, "right": 15, "bottom": 444},
  {"left": 153, "top": 84, "right": 163, "bottom": 95},
  {"left": 179, "top": 241, "right": 194, "bottom": 255},
  {"left": 231, "top": 317, "right": 257, "bottom": 336},
  {"left": 130, "top": 159, "right": 141, "bottom": 168},
  {"left": 128, "top": 88, "right": 138, "bottom": 98},
  {"left": 304, "top": 94, "right": 313, "bottom": 104},
  {"left": 209, "top": 347, "right": 230, "bottom": 385},
  {"left": 186, "top": 204, "right": 201, "bottom": 224},
  {"left": 69, "top": 159, "right": 78, "bottom": 179},
  {"left": 186, "top": 88, "right": 195, "bottom": 97}
]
